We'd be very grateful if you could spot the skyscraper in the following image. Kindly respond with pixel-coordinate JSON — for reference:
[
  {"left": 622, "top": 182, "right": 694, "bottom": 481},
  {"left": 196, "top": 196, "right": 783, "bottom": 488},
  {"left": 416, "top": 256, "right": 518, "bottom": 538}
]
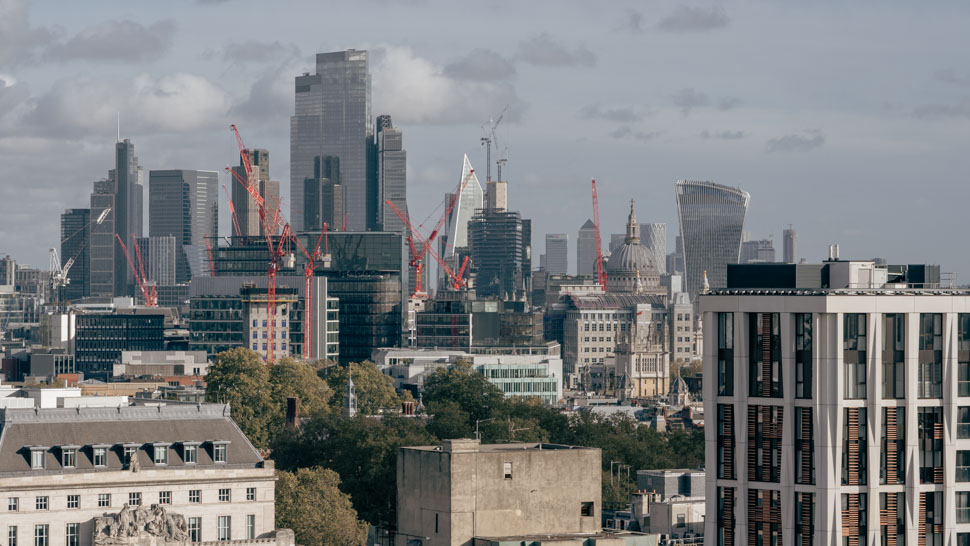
[
  {"left": 375, "top": 115, "right": 407, "bottom": 233},
  {"left": 545, "top": 234, "right": 568, "bottom": 275},
  {"left": 148, "top": 170, "right": 218, "bottom": 282},
  {"left": 440, "top": 155, "right": 484, "bottom": 287},
  {"left": 59, "top": 208, "right": 90, "bottom": 301},
  {"left": 88, "top": 179, "right": 115, "bottom": 298},
  {"left": 784, "top": 226, "right": 798, "bottom": 264},
  {"left": 468, "top": 209, "right": 528, "bottom": 300},
  {"left": 577, "top": 219, "right": 597, "bottom": 277},
  {"left": 112, "top": 139, "right": 143, "bottom": 296},
  {"left": 134, "top": 235, "right": 177, "bottom": 286},
  {"left": 740, "top": 238, "right": 776, "bottom": 264},
  {"left": 642, "top": 223, "right": 667, "bottom": 275},
  {"left": 674, "top": 180, "right": 749, "bottom": 298},
  {"left": 291, "top": 49, "right": 371, "bottom": 232},
  {"left": 231, "top": 149, "right": 280, "bottom": 237}
]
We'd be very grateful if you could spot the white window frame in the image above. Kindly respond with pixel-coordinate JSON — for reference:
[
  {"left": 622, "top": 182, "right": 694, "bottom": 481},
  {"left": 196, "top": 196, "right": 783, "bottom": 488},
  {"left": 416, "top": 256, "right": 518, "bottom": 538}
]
[{"left": 218, "top": 516, "right": 231, "bottom": 541}]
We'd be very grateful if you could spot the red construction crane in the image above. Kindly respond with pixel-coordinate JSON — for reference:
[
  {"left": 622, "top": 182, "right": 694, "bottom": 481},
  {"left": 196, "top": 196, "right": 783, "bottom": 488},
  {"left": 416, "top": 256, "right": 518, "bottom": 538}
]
[
  {"left": 222, "top": 184, "right": 241, "bottom": 237},
  {"left": 591, "top": 179, "right": 607, "bottom": 289},
  {"left": 293, "top": 224, "right": 330, "bottom": 360},
  {"left": 204, "top": 235, "right": 215, "bottom": 276},
  {"left": 115, "top": 234, "right": 157, "bottom": 307},
  {"left": 386, "top": 200, "right": 470, "bottom": 291}
]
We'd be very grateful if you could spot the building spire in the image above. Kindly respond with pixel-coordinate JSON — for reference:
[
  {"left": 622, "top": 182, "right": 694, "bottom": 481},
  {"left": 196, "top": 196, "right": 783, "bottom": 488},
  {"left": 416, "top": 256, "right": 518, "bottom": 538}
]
[{"left": 625, "top": 199, "right": 640, "bottom": 244}]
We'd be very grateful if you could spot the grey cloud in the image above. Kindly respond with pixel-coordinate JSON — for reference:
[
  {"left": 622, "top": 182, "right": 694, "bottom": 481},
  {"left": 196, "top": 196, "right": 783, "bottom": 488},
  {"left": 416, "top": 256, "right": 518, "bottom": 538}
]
[
  {"left": 935, "top": 68, "right": 970, "bottom": 85},
  {"left": 444, "top": 49, "right": 516, "bottom": 81},
  {"left": 232, "top": 59, "right": 301, "bottom": 126},
  {"left": 701, "top": 130, "right": 745, "bottom": 140},
  {"left": 766, "top": 130, "right": 825, "bottom": 153},
  {"left": 213, "top": 41, "right": 300, "bottom": 64},
  {"left": 45, "top": 20, "right": 175, "bottom": 63},
  {"left": 717, "top": 96, "right": 742, "bottom": 110},
  {"left": 671, "top": 88, "right": 709, "bottom": 115},
  {"left": 578, "top": 104, "right": 646, "bottom": 122},
  {"left": 913, "top": 101, "right": 970, "bottom": 119},
  {"left": 620, "top": 9, "right": 645, "bottom": 33},
  {"left": 657, "top": 6, "right": 730, "bottom": 33},
  {"left": 515, "top": 33, "right": 596, "bottom": 68},
  {"left": 0, "top": 0, "right": 55, "bottom": 64},
  {"left": 610, "top": 126, "right": 661, "bottom": 141}
]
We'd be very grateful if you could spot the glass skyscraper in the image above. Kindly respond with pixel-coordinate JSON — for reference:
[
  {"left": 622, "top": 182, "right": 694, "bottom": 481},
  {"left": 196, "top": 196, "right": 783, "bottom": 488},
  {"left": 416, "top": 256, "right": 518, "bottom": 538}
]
[
  {"left": 642, "top": 222, "right": 667, "bottom": 275},
  {"left": 545, "top": 233, "right": 568, "bottom": 275},
  {"left": 59, "top": 208, "right": 90, "bottom": 301},
  {"left": 674, "top": 180, "right": 750, "bottom": 298},
  {"left": 376, "top": 114, "right": 407, "bottom": 233},
  {"left": 89, "top": 139, "right": 143, "bottom": 298},
  {"left": 148, "top": 169, "right": 218, "bottom": 282},
  {"left": 291, "top": 50, "right": 371, "bottom": 232}
]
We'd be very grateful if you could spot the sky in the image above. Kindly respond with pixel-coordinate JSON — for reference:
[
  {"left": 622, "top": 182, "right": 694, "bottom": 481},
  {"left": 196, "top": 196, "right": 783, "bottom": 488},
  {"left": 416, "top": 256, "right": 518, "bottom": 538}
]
[{"left": 1, "top": 0, "right": 969, "bottom": 283}]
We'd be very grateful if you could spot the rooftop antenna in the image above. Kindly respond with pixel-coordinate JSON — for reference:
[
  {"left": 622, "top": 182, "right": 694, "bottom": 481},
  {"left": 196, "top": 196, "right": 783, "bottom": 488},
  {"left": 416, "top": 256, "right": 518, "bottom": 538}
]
[{"left": 117, "top": 111, "right": 120, "bottom": 143}]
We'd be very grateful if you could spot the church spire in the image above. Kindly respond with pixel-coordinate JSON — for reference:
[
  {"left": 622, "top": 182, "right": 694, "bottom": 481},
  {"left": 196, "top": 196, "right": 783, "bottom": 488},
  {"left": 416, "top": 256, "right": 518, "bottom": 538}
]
[{"left": 625, "top": 199, "right": 640, "bottom": 244}]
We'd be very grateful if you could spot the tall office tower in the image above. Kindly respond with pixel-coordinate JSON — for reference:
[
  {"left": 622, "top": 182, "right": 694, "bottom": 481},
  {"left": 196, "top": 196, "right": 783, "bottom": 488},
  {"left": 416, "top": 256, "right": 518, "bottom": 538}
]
[
  {"left": 577, "top": 219, "right": 598, "bottom": 276},
  {"left": 440, "top": 155, "right": 484, "bottom": 286},
  {"left": 375, "top": 115, "right": 407, "bottom": 233},
  {"left": 740, "top": 238, "right": 776, "bottom": 264},
  {"left": 59, "top": 208, "right": 90, "bottom": 301},
  {"left": 291, "top": 49, "right": 371, "bottom": 232},
  {"left": 642, "top": 223, "right": 667, "bottom": 275},
  {"left": 703, "top": 262, "right": 965, "bottom": 546},
  {"left": 545, "top": 234, "right": 568, "bottom": 275},
  {"left": 149, "top": 170, "right": 219, "bottom": 282},
  {"left": 88, "top": 179, "right": 116, "bottom": 298},
  {"left": 784, "top": 226, "right": 798, "bottom": 264},
  {"left": 303, "top": 155, "right": 344, "bottom": 232},
  {"left": 608, "top": 233, "right": 625, "bottom": 254},
  {"left": 674, "top": 180, "right": 749, "bottom": 298},
  {"left": 112, "top": 139, "right": 143, "bottom": 296},
  {"left": 231, "top": 149, "right": 280, "bottom": 237},
  {"left": 468, "top": 209, "right": 528, "bottom": 300},
  {"left": 135, "top": 235, "right": 177, "bottom": 286}
]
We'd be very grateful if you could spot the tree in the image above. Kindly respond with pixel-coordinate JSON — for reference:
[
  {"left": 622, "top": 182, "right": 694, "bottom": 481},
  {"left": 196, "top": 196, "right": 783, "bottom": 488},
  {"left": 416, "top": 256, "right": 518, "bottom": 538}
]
[
  {"left": 276, "top": 467, "right": 368, "bottom": 545},
  {"left": 205, "top": 348, "right": 274, "bottom": 448},
  {"left": 422, "top": 361, "right": 506, "bottom": 423},
  {"left": 269, "top": 358, "right": 333, "bottom": 431},
  {"left": 425, "top": 400, "right": 472, "bottom": 440},
  {"left": 323, "top": 361, "right": 401, "bottom": 415}
]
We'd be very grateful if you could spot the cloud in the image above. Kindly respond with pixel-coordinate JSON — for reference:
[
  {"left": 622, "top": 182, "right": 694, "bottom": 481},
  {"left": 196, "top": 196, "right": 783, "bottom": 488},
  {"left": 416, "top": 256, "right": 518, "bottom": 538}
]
[
  {"left": 913, "top": 101, "right": 970, "bottom": 119},
  {"left": 701, "top": 130, "right": 745, "bottom": 140},
  {"left": 610, "top": 126, "right": 662, "bottom": 141},
  {"left": 766, "top": 130, "right": 825, "bottom": 153},
  {"left": 0, "top": 0, "right": 54, "bottom": 64},
  {"left": 19, "top": 73, "right": 232, "bottom": 137},
  {"left": 619, "top": 9, "right": 646, "bottom": 33},
  {"left": 207, "top": 40, "right": 300, "bottom": 64},
  {"left": 671, "top": 88, "right": 709, "bottom": 115},
  {"left": 935, "top": 68, "right": 970, "bottom": 86},
  {"left": 232, "top": 58, "right": 304, "bottom": 126},
  {"left": 371, "top": 46, "right": 524, "bottom": 125},
  {"left": 657, "top": 6, "right": 730, "bottom": 33},
  {"left": 444, "top": 49, "right": 516, "bottom": 81},
  {"left": 717, "top": 96, "right": 742, "bottom": 110},
  {"left": 45, "top": 20, "right": 175, "bottom": 63},
  {"left": 515, "top": 33, "right": 596, "bottom": 68},
  {"left": 0, "top": 74, "right": 30, "bottom": 117},
  {"left": 578, "top": 104, "right": 648, "bottom": 122}
]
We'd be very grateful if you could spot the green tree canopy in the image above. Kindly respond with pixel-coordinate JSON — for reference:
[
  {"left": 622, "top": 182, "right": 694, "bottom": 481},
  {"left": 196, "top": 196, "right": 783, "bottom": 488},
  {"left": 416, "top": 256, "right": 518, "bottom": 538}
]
[
  {"left": 323, "top": 361, "right": 401, "bottom": 415},
  {"left": 275, "top": 467, "right": 368, "bottom": 545},
  {"left": 269, "top": 358, "right": 333, "bottom": 427},
  {"left": 205, "top": 348, "right": 274, "bottom": 448},
  {"left": 422, "top": 361, "right": 506, "bottom": 423},
  {"left": 425, "top": 400, "right": 472, "bottom": 440}
]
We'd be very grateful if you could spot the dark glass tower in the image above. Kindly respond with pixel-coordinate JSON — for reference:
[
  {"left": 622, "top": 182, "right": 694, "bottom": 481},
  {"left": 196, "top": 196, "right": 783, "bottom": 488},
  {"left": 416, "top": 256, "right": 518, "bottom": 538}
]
[
  {"left": 59, "top": 208, "right": 90, "bottom": 301},
  {"left": 148, "top": 169, "right": 218, "bottom": 282}
]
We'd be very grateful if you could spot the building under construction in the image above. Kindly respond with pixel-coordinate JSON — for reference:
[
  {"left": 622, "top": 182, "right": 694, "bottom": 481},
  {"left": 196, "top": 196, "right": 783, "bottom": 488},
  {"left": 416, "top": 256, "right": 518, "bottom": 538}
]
[{"left": 467, "top": 209, "right": 531, "bottom": 301}]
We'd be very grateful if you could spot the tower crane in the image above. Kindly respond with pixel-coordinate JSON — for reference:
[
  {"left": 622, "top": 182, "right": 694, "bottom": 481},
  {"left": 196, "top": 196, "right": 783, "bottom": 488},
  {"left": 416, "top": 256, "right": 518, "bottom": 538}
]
[
  {"left": 50, "top": 207, "right": 111, "bottom": 308},
  {"left": 115, "top": 234, "right": 157, "bottom": 307},
  {"left": 480, "top": 105, "right": 508, "bottom": 183},
  {"left": 292, "top": 224, "right": 330, "bottom": 360},
  {"left": 386, "top": 200, "right": 470, "bottom": 291}
]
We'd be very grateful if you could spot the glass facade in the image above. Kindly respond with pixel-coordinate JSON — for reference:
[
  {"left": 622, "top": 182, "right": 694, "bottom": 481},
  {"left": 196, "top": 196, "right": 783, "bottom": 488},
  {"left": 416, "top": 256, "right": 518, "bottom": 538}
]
[
  {"left": 74, "top": 314, "right": 165, "bottom": 378},
  {"left": 717, "top": 312, "right": 734, "bottom": 396},
  {"left": 841, "top": 493, "right": 867, "bottom": 546},
  {"left": 918, "top": 313, "right": 943, "bottom": 398},
  {"left": 843, "top": 313, "right": 867, "bottom": 399},
  {"left": 881, "top": 407, "right": 905, "bottom": 485},
  {"left": 795, "top": 313, "right": 812, "bottom": 399},
  {"left": 59, "top": 208, "right": 90, "bottom": 301},
  {"left": 717, "top": 404, "right": 735, "bottom": 480},
  {"left": 842, "top": 407, "right": 867, "bottom": 485},
  {"left": 749, "top": 313, "right": 782, "bottom": 398},
  {"left": 148, "top": 169, "right": 218, "bottom": 283},
  {"left": 748, "top": 405, "right": 782, "bottom": 483},
  {"left": 882, "top": 314, "right": 905, "bottom": 399},
  {"left": 795, "top": 406, "right": 814, "bottom": 485},
  {"left": 961, "top": 314, "right": 970, "bottom": 397},
  {"left": 919, "top": 406, "right": 944, "bottom": 484}
]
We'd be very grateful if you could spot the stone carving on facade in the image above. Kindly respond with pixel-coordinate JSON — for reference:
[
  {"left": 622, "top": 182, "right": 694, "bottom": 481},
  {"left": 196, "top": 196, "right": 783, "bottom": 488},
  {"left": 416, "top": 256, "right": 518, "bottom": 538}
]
[{"left": 94, "top": 504, "right": 190, "bottom": 545}]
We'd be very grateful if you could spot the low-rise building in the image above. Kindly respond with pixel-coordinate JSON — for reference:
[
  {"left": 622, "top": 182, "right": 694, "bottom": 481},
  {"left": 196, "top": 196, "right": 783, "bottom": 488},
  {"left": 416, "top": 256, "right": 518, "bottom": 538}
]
[{"left": 114, "top": 351, "right": 209, "bottom": 378}]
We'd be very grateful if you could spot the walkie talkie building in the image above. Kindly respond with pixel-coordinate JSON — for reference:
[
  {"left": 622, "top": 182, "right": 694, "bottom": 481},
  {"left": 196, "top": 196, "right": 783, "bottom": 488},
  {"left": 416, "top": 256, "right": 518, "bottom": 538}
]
[{"left": 675, "top": 180, "right": 750, "bottom": 298}]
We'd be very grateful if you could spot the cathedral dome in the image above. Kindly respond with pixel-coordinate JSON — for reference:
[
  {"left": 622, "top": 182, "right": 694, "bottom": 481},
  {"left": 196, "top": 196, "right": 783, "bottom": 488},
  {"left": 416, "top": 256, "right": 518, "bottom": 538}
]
[{"left": 606, "top": 201, "right": 660, "bottom": 294}]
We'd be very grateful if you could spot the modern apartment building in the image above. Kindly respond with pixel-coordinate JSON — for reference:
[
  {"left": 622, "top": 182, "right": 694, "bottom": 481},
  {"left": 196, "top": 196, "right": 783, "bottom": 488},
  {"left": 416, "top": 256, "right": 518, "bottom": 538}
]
[{"left": 702, "top": 260, "right": 968, "bottom": 546}]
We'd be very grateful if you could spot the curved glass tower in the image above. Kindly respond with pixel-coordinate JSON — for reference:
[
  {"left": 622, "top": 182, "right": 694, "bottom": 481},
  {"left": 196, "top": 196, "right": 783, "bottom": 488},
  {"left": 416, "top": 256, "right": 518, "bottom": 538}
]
[{"left": 675, "top": 180, "right": 750, "bottom": 298}]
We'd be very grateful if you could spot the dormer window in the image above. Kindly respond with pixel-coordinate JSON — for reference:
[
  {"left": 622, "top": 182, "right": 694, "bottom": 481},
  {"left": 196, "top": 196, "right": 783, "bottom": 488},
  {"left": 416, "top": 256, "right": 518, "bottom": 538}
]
[
  {"left": 152, "top": 443, "right": 171, "bottom": 465},
  {"left": 182, "top": 442, "right": 201, "bottom": 464},
  {"left": 61, "top": 446, "right": 79, "bottom": 468},
  {"left": 29, "top": 447, "right": 47, "bottom": 470},
  {"left": 121, "top": 443, "right": 140, "bottom": 467},
  {"left": 211, "top": 441, "right": 230, "bottom": 463},
  {"left": 92, "top": 445, "right": 109, "bottom": 467}
]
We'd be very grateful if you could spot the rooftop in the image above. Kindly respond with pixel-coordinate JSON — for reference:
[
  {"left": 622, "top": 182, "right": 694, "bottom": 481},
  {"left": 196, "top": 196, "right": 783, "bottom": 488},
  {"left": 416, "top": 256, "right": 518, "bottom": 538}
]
[{"left": 403, "top": 439, "right": 597, "bottom": 454}]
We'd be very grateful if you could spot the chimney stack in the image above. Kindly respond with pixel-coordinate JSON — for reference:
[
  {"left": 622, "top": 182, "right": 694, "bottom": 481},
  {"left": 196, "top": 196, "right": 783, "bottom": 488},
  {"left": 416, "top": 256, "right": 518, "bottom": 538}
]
[{"left": 286, "top": 397, "right": 300, "bottom": 430}]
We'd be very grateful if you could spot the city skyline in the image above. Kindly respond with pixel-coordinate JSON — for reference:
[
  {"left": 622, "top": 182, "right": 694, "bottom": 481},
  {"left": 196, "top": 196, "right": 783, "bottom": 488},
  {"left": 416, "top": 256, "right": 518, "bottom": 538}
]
[{"left": 1, "top": 2, "right": 969, "bottom": 282}]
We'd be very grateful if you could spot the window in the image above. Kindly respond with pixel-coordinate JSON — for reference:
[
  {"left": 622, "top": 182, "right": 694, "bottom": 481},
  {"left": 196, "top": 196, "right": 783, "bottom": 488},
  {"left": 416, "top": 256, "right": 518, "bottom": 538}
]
[
  {"left": 7, "top": 526, "right": 15, "bottom": 546},
  {"left": 246, "top": 487, "right": 256, "bottom": 501},
  {"left": 93, "top": 447, "right": 107, "bottom": 467},
  {"left": 881, "top": 407, "right": 905, "bottom": 485},
  {"left": 959, "top": 493, "right": 970, "bottom": 524},
  {"left": 580, "top": 502, "right": 594, "bottom": 517},
  {"left": 920, "top": 492, "right": 943, "bottom": 546},
  {"left": 252, "top": 343, "right": 258, "bottom": 350},
  {"left": 795, "top": 407, "right": 814, "bottom": 485},
  {"left": 32, "top": 525, "right": 47, "bottom": 546},
  {"left": 717, "top": 487, "right": 736, "bottom": 546},
  {"left": 189, "top": 490, "right": 201, "bottom": 504},
  {"left": 748, "top": 313, "right": 781, "bottom": 397},
  {"left": 960, "top": 314, "right": 970, "bottom": 397},
  {"left": 843, "top": 313, "right": 867, "bottom": 399},
  {"left": 841, "top": 494, "right": 867, "bottom": 546},
  {"left": 795, "top": 492, "right": 814, "bottom": 546},
  {"left": 882, "top": 314, "right": 905, "bottom": 399},
  {"left": 842, "top": 408, "right": 867, "bottom": 485},
  {"left": 919, "top": 314, "right": 943, "bottom": 398},
  {"left": 503, "top": 462, "right": 512, "bottom": 479},
  {"left": 65, "top": 524, "right": 79, "bottom": 546},
  {"left": 219, "top": 488, "right": 231, "bottom": 502},
  {"left": 7, "top": 498, "right": 16, "bottom": 512},
  {"left": 717, "top": 313, "right": 734, "bottom": 396},
  {"left": 183, "top": 444, "right": 197, "bottom": 464},
  {"left": 880, "top": 493, "right": 904, "bottom": 546},
  {"left": 748, "top": 405, "right": 783, "bottom": 483},
  {"left": 961, "top": 407, "right": 970, "bottom": 439},
  {"left": 153, "top": 445, "right": 168, "bottom": 465},
  {"left": 213, "top": 443, "right": 227, "bottom": 463},
  {"left": 188, "top": 518, "right": 201, "bottom": 543},
  {"left": 716, "top": 404, "right": 736, "bottom": 480},
  {"left": 66, "top": 495, "right": 79, "bottom": 509},
  {"left": 246, "top": 515, "right": 255, "bottom": 539},
  {"left": 218, "top": 516, "right": 231, "bottom": 541},
  {"left": 919, "top": 407, "right": 944, "bottom": 484},
  {"left": 677, "top": 514, "right": 686, "bottom": 527},
  {"left": 123, "top": 446, "right": 137, "bottom": 466},
  {"left": 159, "top": 491, "right": 171, "bottom": 505},
  {"left": 749, "top": 489, "right": 782, "bottom": 546},
  {"left": 34, "top": 497, "right": 47, "bottom": 511},
  {"left": 958, "top": 451, "right": 970, "bottom": 482},
  {"left": 129, "top": 492, "right": 141, "bottom": 506},
  {"left": 795, "top": 313, "right": 813, "bottom": 399},
  {"left": 61, "top": 448, "right": 76, "bottom": 468},
  {"left": 98, "top": 494, "right": 110, "bottom": 508},
  {"left": 29, "top": 449, "right": 44, "bottom": 470}
]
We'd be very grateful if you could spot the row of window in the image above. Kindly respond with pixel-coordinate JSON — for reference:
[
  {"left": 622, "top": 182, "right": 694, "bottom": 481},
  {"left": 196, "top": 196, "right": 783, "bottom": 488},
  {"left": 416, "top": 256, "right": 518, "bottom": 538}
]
[
  {"left": 29, "top": 441, "right": 229, "bottom": 470},
  {"left": 7, "top": 488, "right": 257, "bottom": 512},
  {"left": 7, "top": 515, "right": 253, "bottom": 545},
  {"left": 252, "top": 320, "right": 287, "bottom": 328}
]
